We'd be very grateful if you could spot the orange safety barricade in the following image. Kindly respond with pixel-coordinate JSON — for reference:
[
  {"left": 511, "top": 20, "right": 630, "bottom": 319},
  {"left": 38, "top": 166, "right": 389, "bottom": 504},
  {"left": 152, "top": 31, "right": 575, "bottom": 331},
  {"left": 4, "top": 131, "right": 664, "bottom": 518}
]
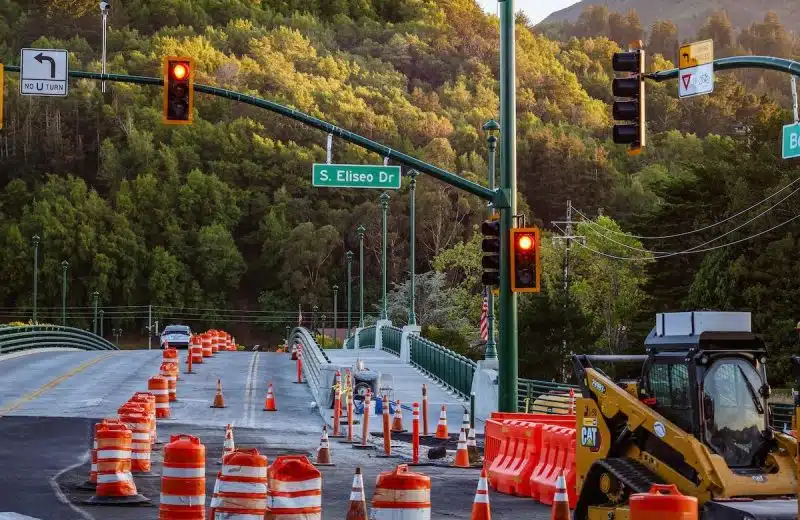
[
  {"left": 163, "top": 347, "right": 178, "bottom": 364},
  {"left": 210, "top": 448, "right": 268, "bottom": 518},
  {"left": 86, "top": 422, "right": 149, "bottom": 504},
  {"left": 148, "top": 375, "right": 170, "bottom": 418},
  {"left": 160, "top": 434, "right": 206, "bottom": 519},
  {"left": 487, "top": 421, "right": 542, "bottom": 496},
  {"left": 160, "top": 362, "right": 178, "bottom": 402},
  {"left": 530, "top": 426, "right": 575, "bottom": 507},
  {"left": 130, "top": 392, "right": 157, "bottom": 444},
  {"left": 118, "top": 404, "right": 151, "bottom": 473},
  {"left": 189, "top": 336, "right": 204, "bottom": 364},
  {"left": 202, "top": 333, "right": 213, "bottom": 357},
  {"left": 267, "top": 455, "right": 322, "bottom": 520},
  {"left": 483, "top": 413, "right": 575, "bottom": 468},
  {"left": 371, "top": 464, "right": 431, "bottom": 520}
]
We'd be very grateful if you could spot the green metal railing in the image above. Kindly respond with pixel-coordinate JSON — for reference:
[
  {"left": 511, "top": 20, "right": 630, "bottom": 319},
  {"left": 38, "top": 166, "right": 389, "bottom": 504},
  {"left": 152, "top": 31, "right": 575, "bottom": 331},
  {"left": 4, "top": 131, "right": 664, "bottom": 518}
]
[
  {"left": 344, "top": 336, "right": 355, "bottom": 349},
  {"left": 0, "top": 325, "right": 118, "bottom": 353},
  {"left": 517, "top": 377, "right": 578, "bottom": 414},
  {"left": 409, "top": 335, "right": 476, "bottom": 399},
  {"left": 357, "top": 326, "right": 376, "bottom": 348},
  {"left": 381, "top": 326, "right": 403, "bottom": 356}
]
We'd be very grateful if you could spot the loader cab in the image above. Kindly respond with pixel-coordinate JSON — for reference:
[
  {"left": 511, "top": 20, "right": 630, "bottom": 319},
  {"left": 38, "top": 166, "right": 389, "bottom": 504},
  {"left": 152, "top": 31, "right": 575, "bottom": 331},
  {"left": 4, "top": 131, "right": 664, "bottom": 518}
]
[{"left": 642, "top": 312, "right": 771, "bottom": 469}]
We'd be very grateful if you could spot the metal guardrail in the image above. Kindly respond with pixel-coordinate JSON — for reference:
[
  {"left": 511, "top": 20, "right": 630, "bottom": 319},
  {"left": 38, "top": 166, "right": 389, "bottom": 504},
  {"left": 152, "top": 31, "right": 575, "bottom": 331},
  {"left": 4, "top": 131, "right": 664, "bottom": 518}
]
[
  {"left": 357, "top": 326, "right": 376, "bottom": 348},
  {"left": 381, "top": 326, "right": 402, "bottom": 357},
  {"left": 409, "top": 335, "right": 476, "bottom": 399},
  {"left": 0, "top": 325, "right": 118, "bottom": 353},
  {"left": 517, "top": 377, "right": 578, "bottom": 414},
  {"left": 290, "top": 327, "right": 330, "bottom": 405}
]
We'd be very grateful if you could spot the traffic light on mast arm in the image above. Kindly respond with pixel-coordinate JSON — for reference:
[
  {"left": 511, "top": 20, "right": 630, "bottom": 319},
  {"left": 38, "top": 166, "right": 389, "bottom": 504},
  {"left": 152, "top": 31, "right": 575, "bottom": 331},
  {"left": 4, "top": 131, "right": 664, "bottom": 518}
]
[
  {"left": 481, "top": 216, "right": 501, "bottom": 286},
  {"left": 163, "top": 56, "right": 194, "bottom": 125},
  {"left": 510, "top": 227, "right": 540, "bottom": 293},
  {"left": 612, "top": 43, "right": 646, "bottom": 155}
]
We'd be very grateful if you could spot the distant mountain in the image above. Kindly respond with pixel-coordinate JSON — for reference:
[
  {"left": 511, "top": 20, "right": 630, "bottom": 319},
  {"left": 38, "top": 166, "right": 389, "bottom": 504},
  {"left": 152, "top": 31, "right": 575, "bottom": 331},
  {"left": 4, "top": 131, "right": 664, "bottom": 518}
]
[{"left": 539, "top": 0, "right": 800, "bottom": 36}]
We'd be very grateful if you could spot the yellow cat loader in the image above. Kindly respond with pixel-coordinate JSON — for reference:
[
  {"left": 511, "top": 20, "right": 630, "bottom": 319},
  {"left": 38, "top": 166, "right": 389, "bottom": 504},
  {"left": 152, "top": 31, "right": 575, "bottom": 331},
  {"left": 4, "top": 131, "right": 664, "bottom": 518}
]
[{"left": 571, "top": 311, "right": 798, "bottom": 520}]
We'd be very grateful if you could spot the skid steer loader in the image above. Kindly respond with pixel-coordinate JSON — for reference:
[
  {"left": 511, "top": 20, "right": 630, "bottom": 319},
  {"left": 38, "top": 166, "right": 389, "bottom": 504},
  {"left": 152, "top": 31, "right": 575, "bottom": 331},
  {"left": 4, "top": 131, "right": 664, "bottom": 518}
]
[{"left": 571, "top": 311, "right": 798, "bottom": 520}]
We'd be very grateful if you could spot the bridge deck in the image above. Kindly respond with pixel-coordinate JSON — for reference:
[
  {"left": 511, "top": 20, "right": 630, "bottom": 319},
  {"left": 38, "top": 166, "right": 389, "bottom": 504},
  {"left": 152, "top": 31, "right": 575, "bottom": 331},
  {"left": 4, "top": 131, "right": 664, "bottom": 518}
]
[{"left": 324, "top": 348, "right": 479, "bottom": 434}]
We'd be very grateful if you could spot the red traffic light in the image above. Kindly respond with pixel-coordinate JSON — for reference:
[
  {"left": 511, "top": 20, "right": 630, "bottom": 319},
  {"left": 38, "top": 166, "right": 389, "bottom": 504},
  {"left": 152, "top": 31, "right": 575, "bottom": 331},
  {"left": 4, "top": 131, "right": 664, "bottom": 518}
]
[
  {"left": 171, "top": 63, "right": 188, "bottom": 80},
  {"left": 518, "top": 235, "right": 533, "bottom": 251},
  {"left": 510, "top": 227, "right": 541, "bottom": 293}
]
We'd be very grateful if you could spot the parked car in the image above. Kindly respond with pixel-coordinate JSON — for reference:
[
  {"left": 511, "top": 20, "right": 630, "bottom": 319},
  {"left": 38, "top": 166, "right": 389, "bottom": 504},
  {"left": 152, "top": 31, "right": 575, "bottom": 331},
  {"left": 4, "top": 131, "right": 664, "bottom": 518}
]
[{"left": 160, "top": 324, "right": 192, "bottom": 349}]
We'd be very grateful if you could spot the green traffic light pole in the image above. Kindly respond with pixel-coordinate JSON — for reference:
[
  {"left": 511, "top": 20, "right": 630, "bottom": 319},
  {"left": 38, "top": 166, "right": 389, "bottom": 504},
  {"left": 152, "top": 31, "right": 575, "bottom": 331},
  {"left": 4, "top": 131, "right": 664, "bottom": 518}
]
[
  {"left": 497, "top": 0, "right": 519, "bottom": 412},
  {"left": 92, "top": 291, "right": 99, "bottom": 334},
  {"left": 483, "top": 120, "right": 500, "bottom": 361},
  {"left": 346, "top": 251, "right": 353, "bottom": 340},
  {"left": 380, "top": 193, "right": 390, "bottom": 321},
  {"left": 408, "top": 171, "right": 418, "bottom": 326},
  {"left": 358, "top": 225, "right": 365, "bottom": 328},
  {"left": 32, "top": 234, "right": 40, "bottom": 324},
  {"left": 61, "top": 260, "right": 69, "bottom": 326}
]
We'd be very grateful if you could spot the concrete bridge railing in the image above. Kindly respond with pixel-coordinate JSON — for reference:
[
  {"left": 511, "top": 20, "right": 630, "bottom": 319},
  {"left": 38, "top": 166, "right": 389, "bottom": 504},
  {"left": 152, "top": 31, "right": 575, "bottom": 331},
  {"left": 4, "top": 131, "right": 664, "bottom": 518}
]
[
  {"left": 290, "top": 326, "right": 333, "bottom": 407},
  {"left": 0, "top": 325, "right": 119, "bottom": 354}
]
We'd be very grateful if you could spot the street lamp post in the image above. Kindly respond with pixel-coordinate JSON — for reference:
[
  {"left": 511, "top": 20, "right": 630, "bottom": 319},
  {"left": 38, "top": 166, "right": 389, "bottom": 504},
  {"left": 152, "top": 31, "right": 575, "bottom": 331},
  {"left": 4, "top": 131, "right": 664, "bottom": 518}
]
[
  {"left": 346, "top": 251, "right": 353, "bottom": 339},
  {"left": 357, "top": 225, "right": 365, "bottom": 328},
  {"left": 92, "top": 291, "right": 99, "bottom": 335},
  {"left": 379, "top": 193, "right": 390, "bottom": 321},
  {"left": 285, "top": 325, "right": 290, "bottom": 347},
  {"left": 408, "top": 171, "right": 418, "bottom": 326},
  {"left": 99, "top": 1, "right": 111, "bottom": 93},
  {"left": 99, "top": 309, "right": 105, "bottom": 337},
  {"left": 313, "top": 305, "right": 319, "bottom": 334},
  {"left": 321, "top": 314, "right": 327, "bottom": 348},
  {"left": 482, "top": 119, "right": 500, "bottom": 361},
  {"left": 61, "top": 260, "right": 69, "bottom": 326},
  {"left": 333, "top": 285, "right": 339, "bottom": 346},
  {"left": 32, "top": 235, "right": 40, "bottom": 324},
  {"left": 113, "top": 328, "right": 122, "bottom": 346},
  {"left": 498, "top": 0, "right": 519, "bottom": 412}
]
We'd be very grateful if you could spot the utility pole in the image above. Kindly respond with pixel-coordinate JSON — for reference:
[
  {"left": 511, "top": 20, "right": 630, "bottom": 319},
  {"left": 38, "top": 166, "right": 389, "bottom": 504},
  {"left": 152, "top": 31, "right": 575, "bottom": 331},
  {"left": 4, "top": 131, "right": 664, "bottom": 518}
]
[
  {"left": 333, "top": 285, "right": 339, "bottom": 346},
  {"left": 148, "top": 304, "right": 152, "bottom": 350},
  {"left": 32, "top": 235, "right": 40, "bottom": 324},
  {"left": 99, "top": 309, "right": 104, "bottom": 337},
  {"left": 61, "top": 261, "right": 69, "bottom": 326},
  {"left": 92, "top": 291, "right": 99, "bottom": 335}
]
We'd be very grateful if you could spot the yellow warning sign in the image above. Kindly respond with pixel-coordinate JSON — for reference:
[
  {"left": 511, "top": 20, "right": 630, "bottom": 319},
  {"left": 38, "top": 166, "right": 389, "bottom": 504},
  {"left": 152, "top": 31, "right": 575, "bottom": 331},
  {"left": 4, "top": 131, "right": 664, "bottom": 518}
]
[{"left": 679, "top": 39, "right": 714, "bottom": 69}]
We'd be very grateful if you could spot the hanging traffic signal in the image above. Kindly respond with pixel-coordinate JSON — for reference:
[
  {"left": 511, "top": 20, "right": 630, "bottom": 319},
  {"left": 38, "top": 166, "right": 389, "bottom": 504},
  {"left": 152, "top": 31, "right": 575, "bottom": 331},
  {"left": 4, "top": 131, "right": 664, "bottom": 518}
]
[
  {"left": 510, "top": 227, "right": 540, "bottom": 293},
  {"left": 612, "top": 45, "right": 645, "bottom": 155},
  {"left": 163, "top": 56, "right": 194, "bottom": 125},
  {"left": 481, "top": 217, "right": 501, "bottom": 286}
]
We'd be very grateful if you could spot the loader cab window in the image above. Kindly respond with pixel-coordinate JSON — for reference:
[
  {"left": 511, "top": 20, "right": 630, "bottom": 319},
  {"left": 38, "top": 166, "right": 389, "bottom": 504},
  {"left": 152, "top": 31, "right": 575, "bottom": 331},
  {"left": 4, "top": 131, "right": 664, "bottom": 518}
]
[
  {"left": 702, "top": 357, "right": 765, "bottom": 468},
  {"left": 646, "top": 362, "right": 693, "bottom": 433}
]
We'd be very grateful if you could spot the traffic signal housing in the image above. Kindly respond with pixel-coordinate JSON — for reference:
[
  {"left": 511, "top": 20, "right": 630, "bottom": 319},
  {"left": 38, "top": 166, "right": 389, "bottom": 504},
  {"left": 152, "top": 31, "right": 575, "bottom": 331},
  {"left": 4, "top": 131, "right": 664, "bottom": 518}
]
[
  {"left": 510, "top": 227, "right": 540, "bottom": 293},
  {"left": 612, "top": 47, "right": 645, "bottom": 155},
  {"left": 163, "top": 56, "right": 194, "bottom": 125},
  {"left": 481, "top": 217, "right": 501, "bottom": 286}
]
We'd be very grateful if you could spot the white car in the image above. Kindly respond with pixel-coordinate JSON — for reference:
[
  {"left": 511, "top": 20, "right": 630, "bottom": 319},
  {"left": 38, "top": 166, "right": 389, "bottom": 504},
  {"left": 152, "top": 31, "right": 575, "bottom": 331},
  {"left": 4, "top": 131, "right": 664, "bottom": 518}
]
[{"left": 160, "top": 324, "right": 192, "bottom": 349}]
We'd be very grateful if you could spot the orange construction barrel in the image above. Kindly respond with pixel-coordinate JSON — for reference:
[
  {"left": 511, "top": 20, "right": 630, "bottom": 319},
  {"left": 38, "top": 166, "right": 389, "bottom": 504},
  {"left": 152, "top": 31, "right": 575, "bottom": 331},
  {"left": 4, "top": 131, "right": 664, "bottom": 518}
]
[
  {"left": 630, "top": 484, "right": 697, "bottom": 520},
  {"left": 202, "top": 333, "right": 213, "bottom": 357},
  {"left": 371, "top": 464, "right": 431, "bottom": 520},
  {"left": 85, "top": 422, "right": 149, "bottom": 505},
  {"left": 163, "top": 347, "right": 178, "bottom": 364},
  {"left": 148, "top": 375, "right": 170, "bottom": 418},
  {"left": 267, "top": 455, "right": 321, "bottom": 519},
  {"left": 160, "top": 434, "right": 206, "bottom": 519},
  {"left": 130, "top": 392, "right": 157, "bottom": 445},
  {"left": 118, "top": 405, "right": 151, "bottom": 473},
  {"left": 160, "top": 362, "right": 179, "bottom": 402}
]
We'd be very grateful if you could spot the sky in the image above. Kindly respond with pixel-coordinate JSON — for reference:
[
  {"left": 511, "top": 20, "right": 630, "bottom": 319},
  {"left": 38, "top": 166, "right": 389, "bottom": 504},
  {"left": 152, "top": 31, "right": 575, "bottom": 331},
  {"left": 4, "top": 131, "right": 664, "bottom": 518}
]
[{"left": 475, "top": 0, "right": 582, "bottom": 24}]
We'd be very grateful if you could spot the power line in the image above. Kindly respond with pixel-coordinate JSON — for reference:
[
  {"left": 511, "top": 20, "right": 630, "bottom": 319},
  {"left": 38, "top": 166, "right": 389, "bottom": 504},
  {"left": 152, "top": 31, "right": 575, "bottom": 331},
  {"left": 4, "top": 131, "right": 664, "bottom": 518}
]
[{"left": 572, "top": 175, "right": 800, "bottom": 240}]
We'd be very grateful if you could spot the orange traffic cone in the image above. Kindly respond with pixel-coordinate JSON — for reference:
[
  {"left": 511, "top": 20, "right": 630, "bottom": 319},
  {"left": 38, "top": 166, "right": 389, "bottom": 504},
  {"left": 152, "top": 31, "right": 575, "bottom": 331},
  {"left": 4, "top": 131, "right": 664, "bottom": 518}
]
[
  {"left": 454, "top": 428, "right": 470, "bottom": 468},
  {"left": 346, "top": 467, "right": 368, "bottom": 520},
  {"left": 263, "top": 382, "right": 277, "bottom": 411},
  {"left": 211, "top": 379, "right": 226, "bottom": 408},
  {"left": 435, "top": 405, "right": 449, "bottom": 439},
  {"left": 221, "top": 424, "right": 235, "bottom": 464},
  {"left": 551, "top": 472, "right": 570, "bottom": 520},
  {"left": 315, "top": 425, "right": 334, "bottom": 466},
  {"left": 471, "top": 468, "right": 491, "bottom": 520},
  {"left": 391, "top": 400, "right": 406, "bottom": 432}
]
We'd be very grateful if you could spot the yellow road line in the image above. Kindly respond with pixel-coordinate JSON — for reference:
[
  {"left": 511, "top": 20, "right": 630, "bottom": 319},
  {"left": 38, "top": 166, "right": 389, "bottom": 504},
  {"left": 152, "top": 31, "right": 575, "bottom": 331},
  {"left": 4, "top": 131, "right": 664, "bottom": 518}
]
[{"left": 0, "top": 352, "right": 115, "bottom": 415}]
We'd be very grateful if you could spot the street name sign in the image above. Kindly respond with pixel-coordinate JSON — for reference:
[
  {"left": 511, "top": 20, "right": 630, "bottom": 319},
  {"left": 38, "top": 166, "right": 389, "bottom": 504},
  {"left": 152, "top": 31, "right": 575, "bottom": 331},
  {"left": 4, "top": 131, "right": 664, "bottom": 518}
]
[
  {"left": 312, "top": 164, "right": 402, "bottom": 189},
  {"left": 678, "top": 39, "right": 714, "bottom": 99},
  {"left": 20, "top": 48, "right": 69, "bottom": 97},
  {"left": 782, "top": 123, "right": 800, "bottom": 159}
]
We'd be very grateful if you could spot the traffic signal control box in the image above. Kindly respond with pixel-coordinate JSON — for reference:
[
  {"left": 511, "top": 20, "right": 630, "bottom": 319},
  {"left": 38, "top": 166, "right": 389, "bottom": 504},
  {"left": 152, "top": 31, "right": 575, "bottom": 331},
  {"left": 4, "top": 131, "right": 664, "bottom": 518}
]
[
  {"left": 163, "top": 56, "right": 194, "bottom": 125},
  {"left": 510, "top": 227, "right": 540, "bottom": 293}
]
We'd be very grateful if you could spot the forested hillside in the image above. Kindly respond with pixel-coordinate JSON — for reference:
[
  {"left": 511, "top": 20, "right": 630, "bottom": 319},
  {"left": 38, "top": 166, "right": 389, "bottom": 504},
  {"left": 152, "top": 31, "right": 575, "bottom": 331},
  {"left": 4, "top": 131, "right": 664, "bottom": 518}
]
[{"left": 0, "top": 0, "right": 799, "bottom": 383}]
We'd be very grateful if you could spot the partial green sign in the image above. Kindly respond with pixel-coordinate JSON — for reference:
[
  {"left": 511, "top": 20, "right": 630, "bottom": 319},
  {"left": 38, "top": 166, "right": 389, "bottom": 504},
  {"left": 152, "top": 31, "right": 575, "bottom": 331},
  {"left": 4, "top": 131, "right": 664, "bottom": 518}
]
[
  {"left": 312, "top": 164, "right": 401, "bottom": 189},
  {"left": 782, "top": 123, "right": 800, "bottom": 160}
]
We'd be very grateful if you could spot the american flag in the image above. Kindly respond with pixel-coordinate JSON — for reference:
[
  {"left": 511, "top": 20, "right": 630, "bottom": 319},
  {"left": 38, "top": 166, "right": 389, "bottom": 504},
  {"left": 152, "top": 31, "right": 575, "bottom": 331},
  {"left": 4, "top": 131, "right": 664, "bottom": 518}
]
[{"left": 479, "top": 287, "right": 489, "bottom": 342}]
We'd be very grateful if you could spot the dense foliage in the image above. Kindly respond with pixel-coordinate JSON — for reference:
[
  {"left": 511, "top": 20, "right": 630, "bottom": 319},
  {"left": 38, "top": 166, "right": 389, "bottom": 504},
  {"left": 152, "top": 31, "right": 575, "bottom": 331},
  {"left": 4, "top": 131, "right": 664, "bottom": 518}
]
[{"left": 1, "top": 1, "right": 799, "bottom": 383}]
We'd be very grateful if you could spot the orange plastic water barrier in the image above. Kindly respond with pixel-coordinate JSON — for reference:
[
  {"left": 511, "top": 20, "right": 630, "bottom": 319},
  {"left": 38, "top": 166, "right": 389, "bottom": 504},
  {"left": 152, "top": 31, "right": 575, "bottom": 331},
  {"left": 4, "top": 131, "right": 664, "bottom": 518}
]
[
  {"left": 529, "top": 425, "right": 576, "bottom": 507},
  {"left": 483, "top": 413, "right": 574, "bottom": 467},
  {"left": 630, "top": 484, "right": 698, "bottom": 520},
  {"left": 267, "top": 455, "right": 322, "bottom": 519}
]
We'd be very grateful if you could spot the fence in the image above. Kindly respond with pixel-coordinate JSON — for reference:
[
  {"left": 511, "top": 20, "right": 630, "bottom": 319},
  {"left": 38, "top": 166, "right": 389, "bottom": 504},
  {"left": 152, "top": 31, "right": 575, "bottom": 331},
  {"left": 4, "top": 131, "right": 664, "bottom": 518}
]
[
  {"left": 409, "top": 334, "right": 475, "bottom": 399},
  {"left": 357, "top": 326, "right": 376, "bottom": 348},
  {"left": 0, "top": 325, "right": 118, "bottom": 353},
  {"left": 381, "top": 326, "right": 403, "bottom": 356},
  {"left": 517, "top": 377, "right": 578, "bottom": 414}
]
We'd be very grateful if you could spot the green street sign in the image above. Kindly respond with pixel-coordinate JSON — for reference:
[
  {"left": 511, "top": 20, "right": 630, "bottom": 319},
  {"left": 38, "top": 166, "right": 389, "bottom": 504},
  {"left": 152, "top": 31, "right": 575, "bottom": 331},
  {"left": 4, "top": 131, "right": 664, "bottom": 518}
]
[
  {"left": 783, "top": 123, "right": 800, "bottom": 159},
  {"left": 312, "top": 164, "right": 402, "bottom": 189}
]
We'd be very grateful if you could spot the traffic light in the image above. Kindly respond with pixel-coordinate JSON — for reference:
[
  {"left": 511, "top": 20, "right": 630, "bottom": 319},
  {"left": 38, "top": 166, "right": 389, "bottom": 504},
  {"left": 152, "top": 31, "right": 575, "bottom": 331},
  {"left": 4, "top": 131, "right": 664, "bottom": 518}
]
[
  {"left": 612, "top": 46, "right": 645, "bottom": 155},
  {"left": 510, "top": 227, "right": 540, "bottom": 293},
  {"left": 481, "top": 217, "right": 501, "bottom": 286},
  {"left": 163, "top": 56, "right": 194, "bottom": 125}
]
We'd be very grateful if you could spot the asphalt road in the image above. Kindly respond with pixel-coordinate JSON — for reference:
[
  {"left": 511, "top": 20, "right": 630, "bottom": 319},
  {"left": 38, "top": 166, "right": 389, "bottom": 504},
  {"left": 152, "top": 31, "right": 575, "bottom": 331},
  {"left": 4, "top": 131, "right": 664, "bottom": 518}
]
[{"left": 0, "top": 349, "right": 551, "bottom": 519}]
